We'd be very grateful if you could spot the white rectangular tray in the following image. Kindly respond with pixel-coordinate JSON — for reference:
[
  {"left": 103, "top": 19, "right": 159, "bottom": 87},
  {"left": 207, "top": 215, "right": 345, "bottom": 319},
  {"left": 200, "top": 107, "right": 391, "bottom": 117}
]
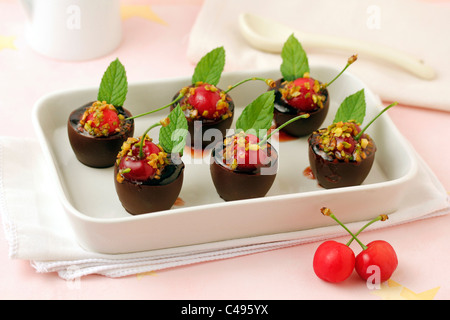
[{"left": 32, "top": 66, "right": 418, "bottom": 254}]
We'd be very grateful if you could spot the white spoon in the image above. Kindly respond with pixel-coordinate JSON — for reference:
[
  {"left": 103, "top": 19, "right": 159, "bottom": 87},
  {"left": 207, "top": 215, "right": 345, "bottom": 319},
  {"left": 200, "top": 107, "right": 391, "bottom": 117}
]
[{"left": 239, "top": 13, "right": 436, "bottom": 80}]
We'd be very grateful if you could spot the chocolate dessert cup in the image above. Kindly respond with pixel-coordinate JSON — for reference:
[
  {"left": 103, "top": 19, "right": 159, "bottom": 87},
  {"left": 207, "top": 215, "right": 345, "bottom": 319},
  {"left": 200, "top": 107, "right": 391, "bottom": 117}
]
[
  {"left": 308, "top": 129, "right": 377, "bottom": 189},
  {"left": 210, "top": 140, "right": 278, "bottom": 201},
  {"left": 114, "top": 157, "right": 184, "bottom": 215},
  {"left": 270, "top": 79, "right": 330, "bottom": 137},
  {"left": 68, "top": 102, "right": 134, "bottom": 168}
]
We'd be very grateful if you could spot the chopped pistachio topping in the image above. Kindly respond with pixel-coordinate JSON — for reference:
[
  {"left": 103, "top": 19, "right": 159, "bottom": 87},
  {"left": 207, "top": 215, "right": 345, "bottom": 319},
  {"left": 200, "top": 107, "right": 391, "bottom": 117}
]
[
  {"left": 222, "top": 131, "right": 266, "bottom": 170},
  {"left": 80, "top": 101, "right": 121, "bottom": 137},
  {"left": 160, "top": 117, "right": 170, "bottom": 127},
  {"left": 279, "top": 79, "right": 326, "bottom": 109},
  {"left": 315, "top": 121, "right": 374, "bottom": 163},
  {"left": 116, "top": 136, "right": 169, "bottom": 183},
  {"left": 179, "top": 84, "right": 232, "bottom": 120}
]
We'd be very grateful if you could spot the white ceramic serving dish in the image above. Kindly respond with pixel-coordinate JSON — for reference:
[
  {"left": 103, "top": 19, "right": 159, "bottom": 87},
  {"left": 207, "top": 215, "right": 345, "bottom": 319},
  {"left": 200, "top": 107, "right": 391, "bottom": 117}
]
[{"left": 32, "top": 66, "right": 418, "bottom": 254}]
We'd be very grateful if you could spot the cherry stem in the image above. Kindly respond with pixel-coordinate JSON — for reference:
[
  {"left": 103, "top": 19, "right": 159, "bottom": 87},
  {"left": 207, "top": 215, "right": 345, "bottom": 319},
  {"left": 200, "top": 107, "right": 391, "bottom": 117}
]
[
  {"left": 346, "top": 214, "right": 388, "bottom": 246},
  {"left": 323, "top": 54, "right": 358, "bottom": 88},
  {"left": 138, "top": 122, "right": 163, "bottom": 159},
  {"left": 126, "top": 78, "right": 275, "bottom": 121},
  {"left": 354, "top": 102, "right": 398, "bottom": 141},
  {"left": 224, "top": 77, "right": 275, "bottom": 94},
  {"left": 258, "top": 113, "right": 310, "bottom": 146},
  {"left": 320, "top": 207, "right": 367, "bottom": 250},
  {"left": 126, "top": 93, "right": 185, "bottom": 121}
]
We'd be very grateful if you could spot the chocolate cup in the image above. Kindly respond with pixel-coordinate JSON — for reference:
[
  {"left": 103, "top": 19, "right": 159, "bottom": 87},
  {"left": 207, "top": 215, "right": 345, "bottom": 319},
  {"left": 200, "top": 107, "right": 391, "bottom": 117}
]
[
  {"left": 68, "top": 102, "right": 134, "bottom": 168},
  {"left": 308, "top": 133, "right": 376, "bottom": 189},
  {"left": 270, "top": 79, "right": 330, "bottom": 137},
  {"left": 210, "top": 143, "right": 278, "bottom": 201},
  {"left": 171, "top": 87, "right": 235, "bottom": 149},
  {"left": 114, "top": 161, "right": 185, "bottom": 215}
]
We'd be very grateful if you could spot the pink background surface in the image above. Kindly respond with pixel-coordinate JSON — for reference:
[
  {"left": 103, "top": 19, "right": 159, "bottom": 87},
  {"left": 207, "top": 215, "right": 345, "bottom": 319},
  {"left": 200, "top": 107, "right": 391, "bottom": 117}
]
[{"left": 0, "top": 0, "right": 449, "bottom": 300}]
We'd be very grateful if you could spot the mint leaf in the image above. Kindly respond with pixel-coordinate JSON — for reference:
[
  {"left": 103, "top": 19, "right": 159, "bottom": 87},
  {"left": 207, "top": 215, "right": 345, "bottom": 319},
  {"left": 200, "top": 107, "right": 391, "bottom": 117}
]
[
  {"left": 97, "top": 58, "right": 128, "bottom": 106},
  {"left": 333, "top": 89, "right": 366, "bottom": 124},
  {"left": 280, "top": 34, "right": 309, "bottom": 81},
  {"left": 236, "top": 91, "right": 275, "bottom": 138},
  {"left": 192, "top": 47, "right": 225, "bottom": 86},
  {"left": 159, "top": 106, "right": 188, "bottom": 154}
]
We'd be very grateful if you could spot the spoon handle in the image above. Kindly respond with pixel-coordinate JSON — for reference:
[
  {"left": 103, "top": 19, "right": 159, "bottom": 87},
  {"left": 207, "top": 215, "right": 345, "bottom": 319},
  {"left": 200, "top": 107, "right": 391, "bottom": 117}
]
[
  {"left": 239, "top": 13, "right": 436, "bottom": 80},
  {"left": 296, "top": 32, "right": 435, "bottom": 80}
]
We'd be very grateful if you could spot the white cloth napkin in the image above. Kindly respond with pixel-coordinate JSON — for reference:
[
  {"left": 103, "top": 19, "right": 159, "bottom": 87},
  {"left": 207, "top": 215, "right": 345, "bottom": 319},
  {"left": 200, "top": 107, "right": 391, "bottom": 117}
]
[
  {"left": 0, "top": 136, "right": 448, "bottom": 280},
  {"left": 187, "top": 0, "right": 450, "bottom": 112}
]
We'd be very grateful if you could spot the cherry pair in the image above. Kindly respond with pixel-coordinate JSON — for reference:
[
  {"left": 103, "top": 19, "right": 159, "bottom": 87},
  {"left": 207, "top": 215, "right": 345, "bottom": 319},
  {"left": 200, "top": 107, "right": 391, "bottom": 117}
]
[{"left": 313, "top": 207, "right": 398, "bottom": 283}]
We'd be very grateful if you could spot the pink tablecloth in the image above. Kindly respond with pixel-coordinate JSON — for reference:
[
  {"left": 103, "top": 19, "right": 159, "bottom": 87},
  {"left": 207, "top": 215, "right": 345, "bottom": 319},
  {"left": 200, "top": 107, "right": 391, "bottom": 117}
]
[{"left": 0, "top": 0, "right": 449, "bottom": 300}]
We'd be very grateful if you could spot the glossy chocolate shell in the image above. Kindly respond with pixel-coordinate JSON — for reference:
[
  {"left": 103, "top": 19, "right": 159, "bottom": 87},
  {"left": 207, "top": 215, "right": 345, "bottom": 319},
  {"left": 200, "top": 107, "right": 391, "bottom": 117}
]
[
  {"left": 308, "top": 132, "right": 376, "bottom": 189},
  {"left": 270, "top": 79, "right": 329, "bottom": 137},
  {"left": 114, "top": 160, "right": 185, "bottom": 215},
  {"left": 68, "top": 102, "right": 134, "bottom": 168},
  {"left": 210, "top": 143, "right": 278, "bottom": 201}
]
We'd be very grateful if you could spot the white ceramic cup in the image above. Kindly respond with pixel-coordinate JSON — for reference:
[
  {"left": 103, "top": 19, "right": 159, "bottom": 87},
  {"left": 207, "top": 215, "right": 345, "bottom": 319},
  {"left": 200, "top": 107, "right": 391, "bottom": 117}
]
[{"left": 21, "top": 0, "right": 122, "bottom": 61}]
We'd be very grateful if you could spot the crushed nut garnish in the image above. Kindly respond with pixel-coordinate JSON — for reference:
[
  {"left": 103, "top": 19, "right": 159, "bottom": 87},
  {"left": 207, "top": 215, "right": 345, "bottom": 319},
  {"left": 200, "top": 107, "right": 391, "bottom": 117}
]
[
  {"left": 314, "top": 121, "right": 374, "bottom": 163},
  {"left": 179, "top": 84, "right": 232, "bottom": 120},
  {"left": 160, "top": 117, "right": 170, "bottom": 127},
  {"left": 79, "top": 101, "right": 122, "bottom": 137},
  {"left": 116, "top": 136, "right": 169, "bottom": 183},
  {"left": 279, "top": 80, "right": 326, "bottom": 110}
]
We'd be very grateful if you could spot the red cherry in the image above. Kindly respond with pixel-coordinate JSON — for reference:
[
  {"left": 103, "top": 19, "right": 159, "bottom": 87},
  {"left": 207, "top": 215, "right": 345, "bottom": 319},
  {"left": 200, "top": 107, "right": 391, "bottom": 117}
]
[
  {"left": 313, "top": 240, "right": 355, "bottom": 283},
  {"left": 335, "top": 135, "right": 357, "bottom": 155},
  {"left": 187, "top": 84, "right": 228, "bottom": 120},
  {"left": 118, "top": 140, "right": 161, "bottom": 182},
  {"left": 225, "top": 133, "right": 269, "bottom": 171},
  {"left": 86, "top": 107, "right": 120, "bottom": 134},
  {"left": 130, "top": 140, "right": 161, "bottom": 157},
  {"left": 355, "top": 240, "right": 398, "bottom": 283},
  {"left": 236, "top": 134, "right": 266, "bottom": 169},
  {"left": 283, "top": 77, "right": 321, "bottom": 112},
  {"left": 119, "top": 157, "right": 156, "bottom": 182},
  {"left": 316, "top": 208, "right": 397, "bottom": 284}
]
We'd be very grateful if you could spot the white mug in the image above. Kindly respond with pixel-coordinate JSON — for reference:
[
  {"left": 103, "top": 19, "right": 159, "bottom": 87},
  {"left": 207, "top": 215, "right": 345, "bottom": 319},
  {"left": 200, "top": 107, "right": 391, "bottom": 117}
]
[{"left": 21, "top": 0, "right": 122, "bottom": 61}]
